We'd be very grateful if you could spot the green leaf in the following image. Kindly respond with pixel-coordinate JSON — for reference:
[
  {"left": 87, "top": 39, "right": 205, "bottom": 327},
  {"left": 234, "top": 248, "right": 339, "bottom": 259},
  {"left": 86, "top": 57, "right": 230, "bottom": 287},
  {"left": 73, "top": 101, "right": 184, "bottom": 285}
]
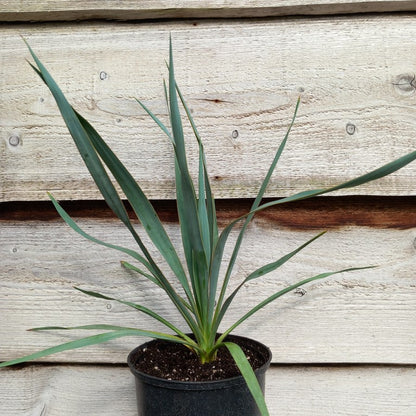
[
  {"left": 246, "top": 231, "right": 326, "bottom": 282},
  {"left": 27, "top": 43, "right": 169, "bottom": 291},
  {"left": 213, "top": 99, "right": 301, "bottom": 321},
  {"left": 25, "top": 41, "right": 202, "bottom": 338},
  {"left": 198, "top": 150, "right": 211, "bottom": 260},
  {"left": 75, "top": 113, "right": 204, "bottom": 339},
  {"left": 135, "top": 98, "right": 173, "bottom": 143},
  {"left": 224, "top": 342, "right": 269, "bottom": 416},
  {"left": 121, "top": 261, "right": 161, "bottom": 286},
  {"left": 73, "top": 287, "right": 193, "bottom": 342},
  {"left": 27, "top": 39, "right": 191, "bottom": 302},
  {"left": 256, "top": 151, "right": 416, "bottom": 212},
  {"left": 49, "top": 192, "right": 199, "bottom": 336},
  {"left": 75, "top": 112, "right": 193, "bottom": 301},
  {"left": 213, "top": 148, "right": 416, "bottom": 323},
  {"left": 215, "top": 231, "right": 326, "bottom": 330},
  {"left": 220, "top": 266, "right": 375, "bottom": 341},
  {"left": 29, "top": 325, "right": 194, "bottom": 350},
  {"left": 24, "top": 43, "right": 133, "bottom": 233},
  {"left": 168, "top": 38, "right": 209, "bottom": 328},
  {"left": 0, "top": 328, "right": 186, "bottom": 368},
  {"left": 176, "top": 81, "right": 219, "bottom": 323},
  {"left": 48, "top": 193, "right": 155, "bottom": 277}
]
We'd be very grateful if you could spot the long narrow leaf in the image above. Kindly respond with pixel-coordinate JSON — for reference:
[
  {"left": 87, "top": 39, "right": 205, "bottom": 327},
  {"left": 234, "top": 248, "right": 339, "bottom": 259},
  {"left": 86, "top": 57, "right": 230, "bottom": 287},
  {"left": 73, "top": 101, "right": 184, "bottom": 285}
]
[
  {"left": 214, "top": 231, "right": 326, "bottom": 330},
  {"left": 213, "top": 148, "right": 416, "bottom": 314},
  {"left": 48, "top": 193, "right": 156, "bottom": 277},
  {"left": 0, "top": 329, "right": 186, "bottom": 368},
  {"left": 176, "top": 82, "right": 219, "bottom": 323},
  {"left": 213, "top": 99, "right": 301, "bottom": 321},
  {"left": 25, "top": 46, "right": 133, "bottom": 235},
  {"left": 75, "top": 112, "right": 193, "bottom": 302},
  {"left": 49, "top": 192, "right": 197, "bottom": 321},
  {"left": 121, "top": 261, "right": 161, "bottom": 286},
  {"left": 50, "top": 185, "right": 198, "bottom": 335},
  {"left": 26, "top": 41, "right": 201, "bottom": 338},
  {"left": 29, "top": 325, "right": 194, "bottom": 348},
  {"left": 27, "top": 44, "right": 168, "bottom": 292},
  {"left": 168, "top": 38, "right": 209, "bottom": 329},
  {"left": 75, "top": 113, "right": 204, "bottom": 339},
  {"left": 135, "top": 98, "right": 174, "bottom": 143},
  {"left": 224, "top": 342, "right": 269, "bottom": 416},
  {"left": 176, "top": 81, "right": 218, "bottom": 254},
  {"left": 219, "top": 266, "right": 375, "bottom": 342},
  {"left": 198, "top": 150, "right": 211, "bottom": 260},
  {"left": 256, "top": 151, "right": 416, "bottom": 213},
  {"left": 30, "top": 324, "right": 139, "bottom": 332},
  {"left": 74, "top": 287, "right": 193, "bottom": 343},
  {"left": 245, "top": 232, "right": 326, "bottom": 282}
]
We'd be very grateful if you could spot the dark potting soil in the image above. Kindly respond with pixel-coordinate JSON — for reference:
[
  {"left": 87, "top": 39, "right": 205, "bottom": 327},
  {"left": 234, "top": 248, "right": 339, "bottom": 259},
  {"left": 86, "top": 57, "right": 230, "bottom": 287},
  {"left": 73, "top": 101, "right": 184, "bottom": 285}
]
[{"left": 130, "top": 336, "right": 267, "bottom": 382}]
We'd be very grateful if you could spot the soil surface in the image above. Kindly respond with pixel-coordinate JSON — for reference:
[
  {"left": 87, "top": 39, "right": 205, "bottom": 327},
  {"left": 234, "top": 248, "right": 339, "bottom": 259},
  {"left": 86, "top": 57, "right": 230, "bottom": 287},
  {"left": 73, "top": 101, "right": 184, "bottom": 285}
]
[{"left": 130, "top": 336, "right": 268, "bottom": 382}]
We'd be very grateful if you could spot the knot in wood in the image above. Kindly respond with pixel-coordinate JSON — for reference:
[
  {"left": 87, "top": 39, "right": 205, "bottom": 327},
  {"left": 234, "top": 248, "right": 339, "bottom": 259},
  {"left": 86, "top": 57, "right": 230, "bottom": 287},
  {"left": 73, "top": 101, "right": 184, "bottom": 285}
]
[
  {"left": 294, "top": 288, "right": 307, "bottom": 297},
  {"left": 393, "top": 73, "right": 416, "bottom": 95}
]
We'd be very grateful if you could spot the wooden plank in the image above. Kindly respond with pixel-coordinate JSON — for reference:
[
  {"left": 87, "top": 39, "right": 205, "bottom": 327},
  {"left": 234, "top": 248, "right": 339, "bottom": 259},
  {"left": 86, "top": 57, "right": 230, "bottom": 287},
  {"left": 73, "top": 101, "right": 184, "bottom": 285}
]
[
  {"left": 0, "top": 364, "right": 415, "bottom": 415},
  {"left": 1, "top": 17, "right": 416, "bottom": 202},
  {"left": 1, "top": 1, "right": 416, "bottom": 21},
  {"left": 1, "top": 213, "right": 415, "bottom": 364}
]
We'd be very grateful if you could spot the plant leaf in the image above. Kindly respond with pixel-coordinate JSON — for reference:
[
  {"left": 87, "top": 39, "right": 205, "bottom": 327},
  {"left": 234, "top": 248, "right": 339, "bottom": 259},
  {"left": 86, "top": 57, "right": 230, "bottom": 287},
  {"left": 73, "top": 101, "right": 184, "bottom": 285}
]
[
  {"left": 26, "top": 42, "right": 167, "bottom": 288},
  {"left": 48, "top": 193, "right": 155, "bottom": 276},
  {"left": 0, "top": 329, "right": 187, "bottom": 368},
  {"left": 73, "top": 287, "right": 193, "bottom": 342},
  {"left": 213, "top": 148, "right": 416, "bottom": 321},
  {"left": 49, "top": 191, "right": 199, "bottom": 335},
  {"left": 75, "top": 112, "right": 193, "bottom": 302},
  {"left": 224, "top": 342, "right": 269, "bottom": 416},
  {"left": 25, "top": 40, "right": 201, "bottom": 338},
  {"left": 213, "top": 99, "right": 301, "bottom": 321},
  {"left": 215, "top": 231, "right": 326, "bottom": 330},
  {"left": 135, "top": 98, "right": 174, "bottom": 143},
  {"left": 24, "top": 44, "right": 133, "bottom": 233},
  {"left": 176, "top": 82, "right": 219, "bottom": 323},
  {"left": 121, "top": 261, "right": 161, "bottom": 286},
  {"left": 168, "top": 37, "right": 209, "bottom": 328},
  {"left": 219, "top": 266, "right": 375, "bottom": 341},
  {"left": 256, "top": 151, "right": 416, "bottom": 212}
]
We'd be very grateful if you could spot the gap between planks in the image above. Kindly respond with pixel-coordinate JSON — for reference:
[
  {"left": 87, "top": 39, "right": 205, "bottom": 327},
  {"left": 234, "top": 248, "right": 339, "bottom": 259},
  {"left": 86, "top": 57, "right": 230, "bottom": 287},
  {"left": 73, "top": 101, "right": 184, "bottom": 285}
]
[
  {"left": 1, "top": 196, "right": 415, "bottom": 230},
  {"left": 1, "top": 1, "right": 416, "bottom": 22}
]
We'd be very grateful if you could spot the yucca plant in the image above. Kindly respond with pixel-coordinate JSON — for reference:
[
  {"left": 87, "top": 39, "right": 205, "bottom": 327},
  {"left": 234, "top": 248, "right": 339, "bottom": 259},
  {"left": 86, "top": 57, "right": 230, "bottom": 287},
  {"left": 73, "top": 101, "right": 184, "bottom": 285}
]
[{"left": 1, "top": 38, "right": 415, "bottom": 416}]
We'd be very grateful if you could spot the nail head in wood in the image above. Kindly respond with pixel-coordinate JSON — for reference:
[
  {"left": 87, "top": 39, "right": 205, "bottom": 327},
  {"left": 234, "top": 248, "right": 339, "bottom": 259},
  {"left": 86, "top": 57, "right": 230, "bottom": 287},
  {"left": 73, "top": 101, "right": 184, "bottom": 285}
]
[
  {"left": 8, "top": 134, "right": 20, "bottom": 146},
  {"left": 346, "top": 123, "right": 356, "bottom": 135}
]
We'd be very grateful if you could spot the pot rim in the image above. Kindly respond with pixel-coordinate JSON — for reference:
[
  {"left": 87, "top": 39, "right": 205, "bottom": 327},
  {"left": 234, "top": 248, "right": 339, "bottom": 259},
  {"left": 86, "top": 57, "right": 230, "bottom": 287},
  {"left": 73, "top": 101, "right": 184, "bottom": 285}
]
[{"left": 127, "top": 334, "right": 272, "bottom": 391}]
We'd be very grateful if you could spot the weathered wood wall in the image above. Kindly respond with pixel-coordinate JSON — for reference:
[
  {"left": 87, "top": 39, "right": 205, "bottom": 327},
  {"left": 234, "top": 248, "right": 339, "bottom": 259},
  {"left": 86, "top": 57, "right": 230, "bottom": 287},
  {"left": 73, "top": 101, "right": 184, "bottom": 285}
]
[{"left": 1, "top": 2, "right": 415, "bottom": 415}]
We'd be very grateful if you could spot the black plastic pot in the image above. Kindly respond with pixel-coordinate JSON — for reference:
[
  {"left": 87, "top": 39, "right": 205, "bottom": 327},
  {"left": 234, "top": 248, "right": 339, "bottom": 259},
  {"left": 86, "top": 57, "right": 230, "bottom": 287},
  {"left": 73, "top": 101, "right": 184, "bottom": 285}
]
[{"left": 127, "top": 334, "right": 272, "bottom": 416}]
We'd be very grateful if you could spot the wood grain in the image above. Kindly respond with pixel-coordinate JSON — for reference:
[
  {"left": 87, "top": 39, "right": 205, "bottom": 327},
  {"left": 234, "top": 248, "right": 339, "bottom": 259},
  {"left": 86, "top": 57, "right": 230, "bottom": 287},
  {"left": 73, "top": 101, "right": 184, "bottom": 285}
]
[
  {"left": 1, "top": 215, "right": 415, "bottom": 364},
  {"left": 1, "top": 16, "right": 416, "bottom": 202},
  {"left": 1, "top": 1, "right": 416, "bottom": 21},
  {"left": 0, "top": 364, "right": 415, "bottom": 415}
]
